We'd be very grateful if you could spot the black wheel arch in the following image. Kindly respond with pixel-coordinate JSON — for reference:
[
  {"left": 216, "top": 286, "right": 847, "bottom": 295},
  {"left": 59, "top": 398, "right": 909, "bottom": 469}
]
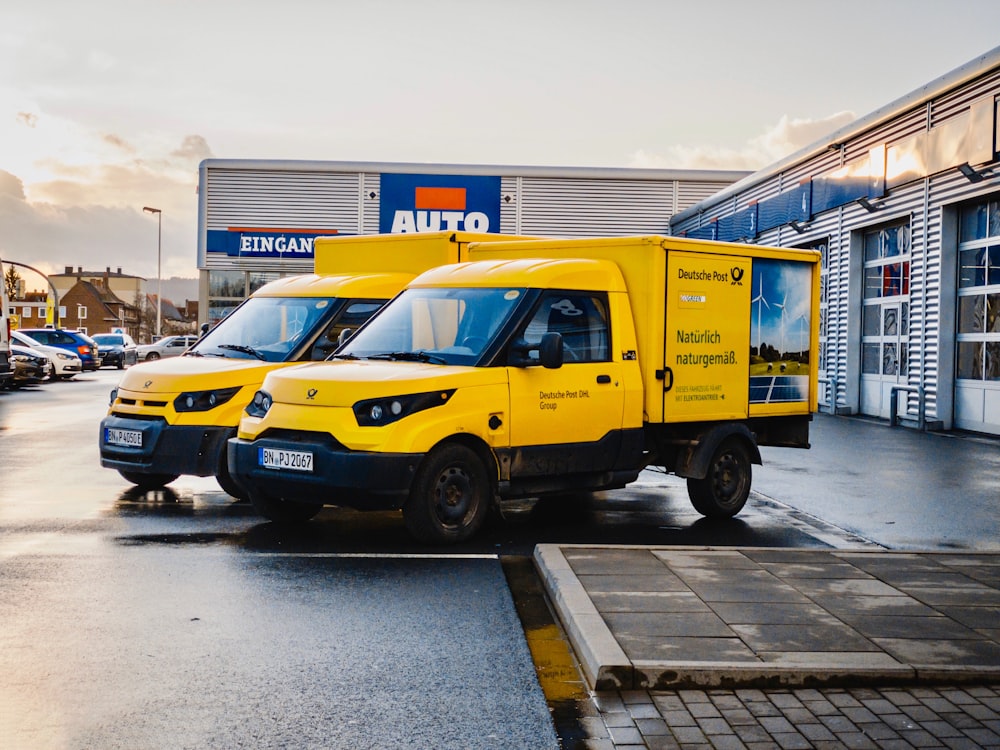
[{"left": 673, "top": 422, "right": 762, "bottom": 480}]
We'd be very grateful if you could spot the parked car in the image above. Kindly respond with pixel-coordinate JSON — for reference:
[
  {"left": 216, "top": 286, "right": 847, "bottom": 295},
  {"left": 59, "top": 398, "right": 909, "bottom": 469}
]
[
  {"left": 11, "top": 330, "right": 83, "bottom": 380},
  {"left": 17, "top": 328, "right": 101, "bottom": 371},
  {"left": 91, "top": 332, "right": 138, "bottom": 369},
  {"left": 135, "top": 335, "right": 199, "bottom": 361},
  {"left": 7, "top": 344, "right": 52, "bottom": 387}
]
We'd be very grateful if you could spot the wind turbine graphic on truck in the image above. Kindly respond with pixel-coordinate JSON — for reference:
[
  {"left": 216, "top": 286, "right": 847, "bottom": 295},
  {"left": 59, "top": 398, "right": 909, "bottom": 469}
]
[{"left": 752, "top": 274, "right": 769, "bottom": 354}]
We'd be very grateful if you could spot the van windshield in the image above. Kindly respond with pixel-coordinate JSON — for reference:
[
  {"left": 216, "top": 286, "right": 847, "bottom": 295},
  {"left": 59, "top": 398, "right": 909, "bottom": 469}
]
[
  {"left": 190, "top": 296, "right": 340, "bottom": 362},
  {"left": 339, "top": 287, "right": 525, "bottom": 366}
]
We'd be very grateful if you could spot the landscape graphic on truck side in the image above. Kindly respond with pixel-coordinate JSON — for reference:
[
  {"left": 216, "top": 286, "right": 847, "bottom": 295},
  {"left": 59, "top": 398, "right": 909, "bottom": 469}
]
[{"left": 749, "top": 258, "right": 811, "bottom": 404}]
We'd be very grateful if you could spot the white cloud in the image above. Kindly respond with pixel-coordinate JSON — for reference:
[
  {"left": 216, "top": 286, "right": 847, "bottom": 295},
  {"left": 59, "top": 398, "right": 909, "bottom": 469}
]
[
  {"left": 0, "top": 99, "right": 209, "bottom": 281},
  {"left": 630, "top": 111, "right": 857, "bottom": 171}
]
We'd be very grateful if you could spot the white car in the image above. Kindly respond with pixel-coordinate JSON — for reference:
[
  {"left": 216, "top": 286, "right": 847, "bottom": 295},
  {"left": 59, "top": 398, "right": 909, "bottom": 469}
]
[{"left": 12, "top": 330, "right": 83, "bottom": 380}]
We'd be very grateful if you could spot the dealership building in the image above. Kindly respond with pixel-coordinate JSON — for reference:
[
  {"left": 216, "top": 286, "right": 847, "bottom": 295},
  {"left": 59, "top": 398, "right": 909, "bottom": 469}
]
[
  {"left": 196, "top": 161, "right": 747, "bottom": 321},
  {"left": 197, "top": 45, "right": 1000, "bottom": 435},
  {"left": 671, "top": 45, "right": 1000, "bottom": 435}
]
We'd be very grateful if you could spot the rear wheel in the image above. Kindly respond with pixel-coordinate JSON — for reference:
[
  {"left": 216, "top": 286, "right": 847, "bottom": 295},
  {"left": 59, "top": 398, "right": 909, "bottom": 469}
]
[
  {"left": 249, "top": 489, "right": 322, "bottom": 523},
  {"left": 146, "top": 352, "right": 160, "bottom": 361},
  {"left": 686, "top": 438, "right": 752, "bottom": 517},
  {"left": 119, "top": 470, "right": 179, "bottom": 491},
  {"left": 403, "top": 444, "right": 491, "bottom": 544}
]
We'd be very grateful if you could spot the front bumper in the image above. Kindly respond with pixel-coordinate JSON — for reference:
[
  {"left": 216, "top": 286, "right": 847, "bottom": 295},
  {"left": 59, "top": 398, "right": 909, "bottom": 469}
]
[
  {"left": 228, "top": 435, "right": 419, "bottom": 510},
  {"left": 100, "top": 415, "right": 234, "bottom": 477}
]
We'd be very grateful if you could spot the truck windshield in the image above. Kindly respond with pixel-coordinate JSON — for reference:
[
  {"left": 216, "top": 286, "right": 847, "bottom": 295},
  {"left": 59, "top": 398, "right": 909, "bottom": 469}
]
[
  {"left": 189, "top": 296, "right": 340, "bottom": 363},
  {"left": 340, "top": 287, "right": 525, "bottom": 366}
]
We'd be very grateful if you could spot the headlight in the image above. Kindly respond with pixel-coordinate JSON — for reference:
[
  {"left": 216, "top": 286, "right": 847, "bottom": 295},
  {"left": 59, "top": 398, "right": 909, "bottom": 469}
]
[
  {"left": 353, "top": 389, "right": 455, "bottom": 427},
  {"left": 174, "top": 386, "right": 242, "bottom": 413},
  {"left": 56, "top": 352, "right": 73, "bottom": 360},
  {"left": 245, "top": 390, "right": 273, "bottom": 418}
]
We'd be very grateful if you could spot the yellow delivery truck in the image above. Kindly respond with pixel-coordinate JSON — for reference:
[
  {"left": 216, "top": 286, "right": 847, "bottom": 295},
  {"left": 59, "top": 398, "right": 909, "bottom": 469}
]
[
  {"left": 100, "top": 231, "right": 508, "bottom": 497},
  {"left": 228, "top": 236, "right": 820, "bottom": 542}
]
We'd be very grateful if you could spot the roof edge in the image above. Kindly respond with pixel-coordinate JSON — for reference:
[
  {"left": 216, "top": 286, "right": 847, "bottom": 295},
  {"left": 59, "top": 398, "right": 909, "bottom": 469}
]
[{"left": 671, "top": 44, "right": 1000, "bottom": 225}]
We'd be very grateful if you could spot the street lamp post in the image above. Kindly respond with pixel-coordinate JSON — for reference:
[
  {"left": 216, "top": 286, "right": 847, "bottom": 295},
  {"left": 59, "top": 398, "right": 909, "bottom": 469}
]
[{"left": 142, "top": 206, "right": 162, "bottom": 339}]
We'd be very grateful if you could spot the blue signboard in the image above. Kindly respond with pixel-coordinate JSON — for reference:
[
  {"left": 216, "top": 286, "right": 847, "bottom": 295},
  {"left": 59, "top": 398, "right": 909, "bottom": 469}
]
[
  {"left": 379, "top": 173, "right": 501, "bottom": 234},
  {"left": 205, "top": 228, "right": 341, "bottom": 259}
]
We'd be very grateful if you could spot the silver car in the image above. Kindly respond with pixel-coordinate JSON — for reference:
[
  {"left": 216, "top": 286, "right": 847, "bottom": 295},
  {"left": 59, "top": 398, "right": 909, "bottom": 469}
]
[
  {"left": 135, "top": 335, "right": 199, "bottom": 361},
  {"left": 11, "top": 330, "right": 83, "bottom": 380}
]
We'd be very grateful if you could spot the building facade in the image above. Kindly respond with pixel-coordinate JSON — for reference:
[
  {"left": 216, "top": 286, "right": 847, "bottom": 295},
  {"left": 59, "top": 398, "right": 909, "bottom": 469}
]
[
  {"left": 197, "top": 161, "right": 748, "bottom": 326},
  {"left": 671, "top": 46, "right": 1000, "bottom": 436}
]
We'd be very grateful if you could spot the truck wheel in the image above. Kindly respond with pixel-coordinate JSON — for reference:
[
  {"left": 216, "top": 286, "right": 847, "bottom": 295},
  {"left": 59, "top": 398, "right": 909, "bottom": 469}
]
[
  {"left": 119, "top": 470, "right": 179, "bottom": 491},
  {"left": 248, "top": 490, "right": 321, "bottom": 523},
  {"left": 404, "top": 444, "right": 491, "bottom": 544},
  {"left": 215, "top": 445, "right": 249, "bottom": 501},
  {"left": 686, "top": 439, "right": 752, "bottom": 517},
  {"left": 216, "top": 462, "right": 249, "bottom": 502}
]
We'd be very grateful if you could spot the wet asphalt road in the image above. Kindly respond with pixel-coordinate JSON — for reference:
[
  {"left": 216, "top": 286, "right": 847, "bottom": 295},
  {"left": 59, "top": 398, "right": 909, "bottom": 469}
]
[{"left": 3, "top": 368, "right": 993, "bottom": 747}]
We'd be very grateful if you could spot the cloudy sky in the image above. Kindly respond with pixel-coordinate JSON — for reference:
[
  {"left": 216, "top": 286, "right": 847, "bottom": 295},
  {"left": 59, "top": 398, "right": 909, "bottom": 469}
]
[{"left": 3, "top": 0, "right": 1000, "bottom": 289}]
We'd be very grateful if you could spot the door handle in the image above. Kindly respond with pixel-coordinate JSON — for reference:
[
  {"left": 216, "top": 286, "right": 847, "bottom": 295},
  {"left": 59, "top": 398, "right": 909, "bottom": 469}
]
[{"left": 596, "top": 374, "right": 611, "bottom": 384}]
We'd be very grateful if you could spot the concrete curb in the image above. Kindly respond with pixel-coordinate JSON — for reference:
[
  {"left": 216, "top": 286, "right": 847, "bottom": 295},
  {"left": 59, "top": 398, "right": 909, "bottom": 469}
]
[{"left": 533, "top": 544, "right": 633, "bottom": 689}]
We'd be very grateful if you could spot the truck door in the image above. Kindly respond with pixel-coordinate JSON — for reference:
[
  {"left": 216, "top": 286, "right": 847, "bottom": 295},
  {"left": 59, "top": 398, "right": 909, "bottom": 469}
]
[{"left": 506, "top": 291, "right": 626, "bottom": 476}]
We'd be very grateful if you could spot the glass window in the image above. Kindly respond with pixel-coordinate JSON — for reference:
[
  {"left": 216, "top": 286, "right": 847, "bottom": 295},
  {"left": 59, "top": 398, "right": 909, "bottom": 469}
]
[
  {"left": 957, "top": 341, "right": 982, "bottom": 379},
  {"left": 248, "top": 272, "right": 281, "bottom": 295},
  {"left": 958, "top": 296, "right": 984, "bottom": 334},
  {"left": 960, "top": 202, "right": 988, "bottom": 243},
  {"left": 863, "top": 305, "right": 880, "bottom": 336},
  {"left": 882, "top": 343, "right": 898, "bottom": 375},
  {"left": 988, "top": 294, "right": 1000, "bottom": 332},
  {"left": 209, "top": 271, "right": 246, "bottom": 298},
  {"left": 864, "top": 267, "right": 882, "bottom": 299},
  {"left": 207, "top": 300, "right": 240, "bottom": 326},
  {"left": 862, "top": 343, "right": 881, "bottom": 374},
  {"left": 987, "top": 343, "right": 1000, "bottom": 381},
  {"left": 959, "top": 247, "right": 987, "bottom": 288},
  {"left": 883, "top": 307, "right": 898, "bottom": 337},
  {"left": 521, "top": 292, "right": 610, "bottom": 363}
]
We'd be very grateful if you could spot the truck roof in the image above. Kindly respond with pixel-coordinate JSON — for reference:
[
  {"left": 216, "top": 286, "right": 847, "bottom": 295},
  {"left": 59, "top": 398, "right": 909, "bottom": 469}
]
[
  {"left": 253, "top": 272, "right": 415, "bottom": 298},
  {"left": 409, "top": 258, "right": 628, "bottom": 292}
]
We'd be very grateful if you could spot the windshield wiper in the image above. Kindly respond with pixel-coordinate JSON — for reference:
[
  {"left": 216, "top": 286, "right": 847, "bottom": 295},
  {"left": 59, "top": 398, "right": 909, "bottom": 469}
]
[
  {"left": 218, "top": 344, "right": 267, "bottom": 361},
  {"left": 331, "top": 353, "right": 359, "bottom": 360},
  {"left": 367, "top": 351, "right": 448, "bottom": 365}
]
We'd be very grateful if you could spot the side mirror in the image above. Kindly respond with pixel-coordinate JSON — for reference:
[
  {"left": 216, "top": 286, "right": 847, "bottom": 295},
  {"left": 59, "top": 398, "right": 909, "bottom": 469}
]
[
  {"left": 538, "top": 332, "right": 563, "bottom": 369},
  {"left": 200, "top": 322, "right": 209, "bottom": 337},
  {"left": 337, "top": 328, "right": 353, "bottom": 347},
  {"left": 509, "top": 332, "right": 563, "bottom": 369}
]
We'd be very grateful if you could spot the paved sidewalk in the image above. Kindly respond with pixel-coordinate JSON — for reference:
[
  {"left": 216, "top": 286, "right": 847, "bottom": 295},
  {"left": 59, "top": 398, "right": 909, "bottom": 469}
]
[
  {"left": 536, "top": 546, "right": 1000, "bottom": 690},
  {"left": 580, "top": 684, "right": 1000, "bottom": 749}
]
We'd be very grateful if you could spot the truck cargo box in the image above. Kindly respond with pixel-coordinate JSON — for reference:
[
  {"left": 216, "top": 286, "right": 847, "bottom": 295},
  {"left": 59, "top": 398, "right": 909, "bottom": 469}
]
[{"left": 468, "top": 235, "right": 821, "bottom": 425}]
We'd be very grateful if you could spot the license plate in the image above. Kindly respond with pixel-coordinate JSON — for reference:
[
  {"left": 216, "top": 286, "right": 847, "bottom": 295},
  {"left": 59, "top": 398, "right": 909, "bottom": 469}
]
[
  {"left": 105, "top": 428, "right": 143, "bottom": 447},
  {"left": 259, "top": 447, "right": 313, "bottom": 472}
]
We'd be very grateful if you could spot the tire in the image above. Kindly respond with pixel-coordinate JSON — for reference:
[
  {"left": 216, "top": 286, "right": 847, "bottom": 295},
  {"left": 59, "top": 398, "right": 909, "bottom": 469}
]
[
  {"left": 686, "top": 438, "right": 752, "bottom": 518},
  {"left": 116, "top": 359, "right": 124, "bottom": 370},
  {"left": 119, "top": 470, "right": 180, "bottom": 491},
  {"left": 248, "top": 489, "right": 321, "bottom": 523},
  {"left": 403, "top": 443, "right": 491, "bottom": 544},
  {"left": 215, "top": 449, "right": 249, "bottom": 501},
  {"left": 146, "top": 352, "right": 160, "bottom": 361}
]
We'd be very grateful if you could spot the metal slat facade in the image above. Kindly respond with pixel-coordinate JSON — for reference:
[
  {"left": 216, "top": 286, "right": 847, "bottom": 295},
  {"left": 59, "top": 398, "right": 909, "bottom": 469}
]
[
  {"left": 670, "top": 47, "right": 1000, "bottom": 435},
  {"left": 198, "top": 159, "right": 747, "bottom": 320}
]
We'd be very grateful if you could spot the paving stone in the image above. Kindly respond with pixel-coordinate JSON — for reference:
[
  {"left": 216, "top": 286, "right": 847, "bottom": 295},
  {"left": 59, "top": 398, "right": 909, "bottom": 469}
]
[
  {"left": 842, "top": 705, "right": 880, "bottom": 723},
  {"left": 798, "top": 722, "right": 837, "bottom": 741},
  {"left": 603, "top": 611, "right": 735, "bottom": 638},
  {"left": 730, "top": 622, "right": 879, "bottom": 652},
  {"left": 602, "top": 710, "right": 635, "bottom": 728},
  {"left": 634, "top": 718, "right": 669, "bottom": 736},
  {"left": 770, "top": 731, "right": 811, "bottom": 749},
  {"left": 696, "top": 717, "right": 731, "bottom": 735},
  {"left": 606, "top": 725, "right": 644, "bottom": 745}
]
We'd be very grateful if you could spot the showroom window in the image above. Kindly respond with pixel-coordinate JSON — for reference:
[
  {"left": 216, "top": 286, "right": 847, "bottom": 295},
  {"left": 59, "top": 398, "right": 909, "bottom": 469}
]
[
  {"left": 861, "top": 222, "right": 910, "bottom": 377},
  {"left": 956, "top": 198, "right": 1000, "bottom": 380}
]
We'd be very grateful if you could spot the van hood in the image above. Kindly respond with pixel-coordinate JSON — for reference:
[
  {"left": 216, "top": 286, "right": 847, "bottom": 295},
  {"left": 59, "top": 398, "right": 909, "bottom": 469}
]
[
  {"left": 261, "top": 360, "right": 508, "bottom": 408},
  {"left": 117, "top": 355, "right": 282, "bottom": 394}
]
